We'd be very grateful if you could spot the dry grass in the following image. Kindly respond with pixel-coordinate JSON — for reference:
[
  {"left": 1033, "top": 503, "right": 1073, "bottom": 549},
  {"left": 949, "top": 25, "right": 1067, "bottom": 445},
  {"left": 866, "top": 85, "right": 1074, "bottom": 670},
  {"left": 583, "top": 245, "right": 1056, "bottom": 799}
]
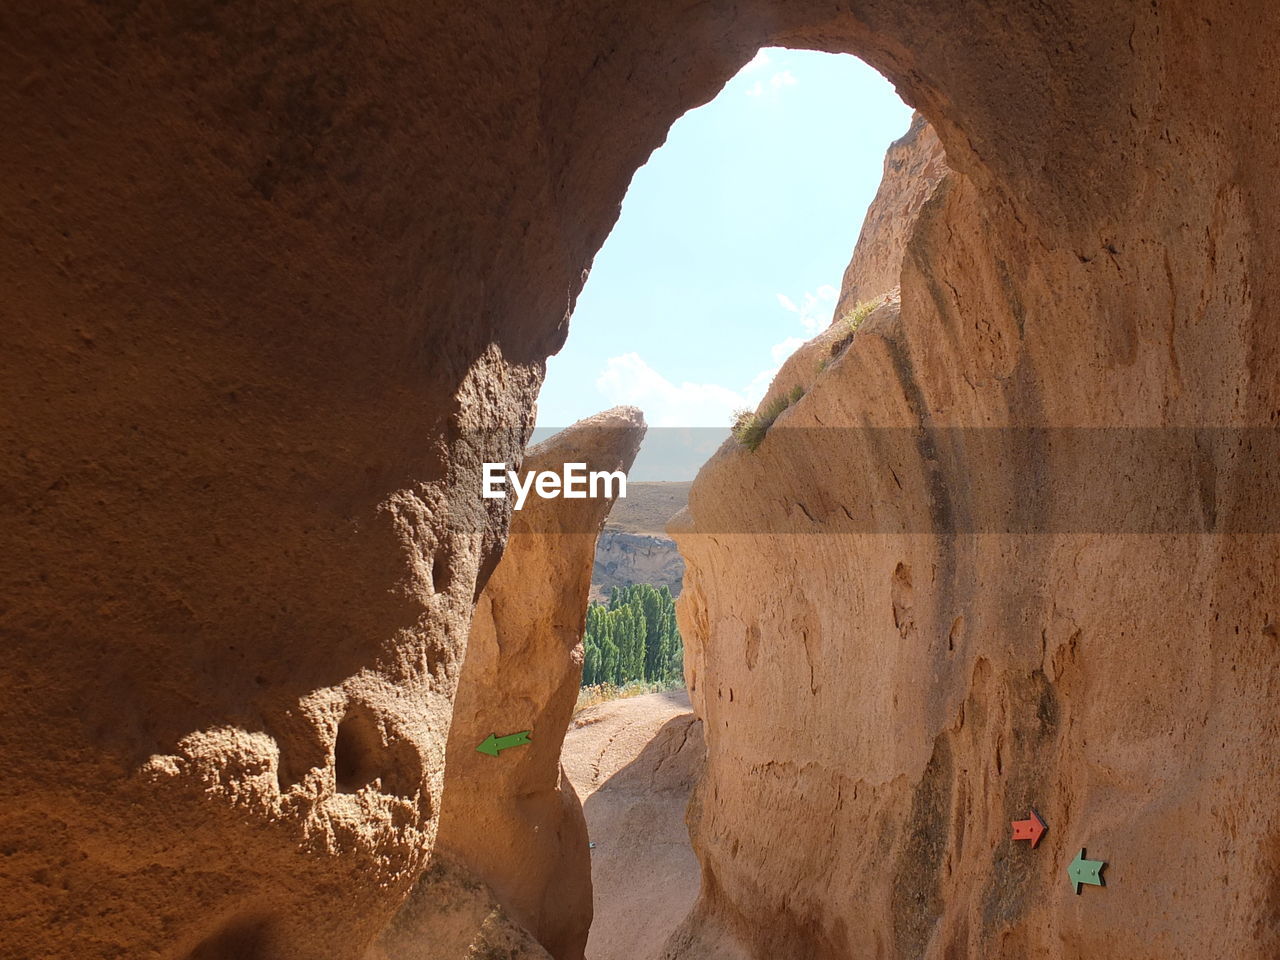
[
  {"left": 575, "top": 679, "right": 686, "bottom": 714},
  {"left": 827, "top": 298, "right": 882, "bottom": 359},
  {"left": 842, "top": 298, "right": 878, "bottom": 334}
]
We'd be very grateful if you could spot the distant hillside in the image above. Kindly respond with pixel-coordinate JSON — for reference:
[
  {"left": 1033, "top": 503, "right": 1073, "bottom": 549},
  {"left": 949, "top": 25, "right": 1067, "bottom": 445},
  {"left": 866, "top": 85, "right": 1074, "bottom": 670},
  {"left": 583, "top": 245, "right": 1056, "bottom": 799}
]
[
  {"left": 604, "top": 481, "right": 692, "bottom": 535},
  {"left": 592, "top": 482, "right": 691, "bottom": 602}
]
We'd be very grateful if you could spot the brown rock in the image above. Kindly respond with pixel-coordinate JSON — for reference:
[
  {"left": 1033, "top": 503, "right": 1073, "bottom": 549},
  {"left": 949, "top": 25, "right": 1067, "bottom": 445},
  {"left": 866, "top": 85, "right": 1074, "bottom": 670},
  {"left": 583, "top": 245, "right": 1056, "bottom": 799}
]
[
  {"left": 411, "top": 408, "right": 645, "bottom": 960},
  {"left": 671, "top": 107, "right": 1280, "bottom": 960},
  {"left": 369, "top": 856, "right": 555, "bottom": 960},
  {"left": 591, "top": 480, "right": 690, "bottom": 601},
  {"left": 591, "top": 532, "right": 685, "bottom": 603},
  {"left": 2, "top": 1, "right": 1278, "bottom": 958},
  {"left": 834, "top": 112, "right": 948, "bottom": 318}
]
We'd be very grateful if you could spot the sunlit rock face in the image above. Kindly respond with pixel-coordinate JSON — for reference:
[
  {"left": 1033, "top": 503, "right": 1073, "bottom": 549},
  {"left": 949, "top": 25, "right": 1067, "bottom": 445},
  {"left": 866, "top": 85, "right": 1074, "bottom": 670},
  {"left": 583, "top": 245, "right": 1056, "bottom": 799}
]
[
  {"left": 592, "top": 532, "right": 685, "bottom": 602},
  {"left": 834, "top": 111, "right": 948, "bottom": 319},
  {"left": 3, "top": 1, "right": 1278, "bottom": 958},
  {"left": 670, "top": 109, "right": 1280, "bottom": 960},
  {"left": 400, "top": 407, "right": 643, "bottom": 960}
]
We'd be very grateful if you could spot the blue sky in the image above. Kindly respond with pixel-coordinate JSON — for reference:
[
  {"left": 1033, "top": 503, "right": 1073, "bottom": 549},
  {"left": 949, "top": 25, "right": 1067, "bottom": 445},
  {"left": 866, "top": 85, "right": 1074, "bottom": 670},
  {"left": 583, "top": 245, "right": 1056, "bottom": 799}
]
[{"left": 535, "top": 48, "right": 911, "bottom": 438}]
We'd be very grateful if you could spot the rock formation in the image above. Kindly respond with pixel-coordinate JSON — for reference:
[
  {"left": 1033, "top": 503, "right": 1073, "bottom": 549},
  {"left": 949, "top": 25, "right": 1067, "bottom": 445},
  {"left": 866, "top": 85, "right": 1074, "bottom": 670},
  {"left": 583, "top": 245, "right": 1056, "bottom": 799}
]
[
  {"left": 3, "top": 1, "right": 1279, "bottom": 958},
  {"left": 745, "top": 109, "right": 949, "bottom": 420},
  {"left": 369, "top": 857, "right": 555, "bottom": 960},
  {"left": 400, "top": 408, "right": 645, "bottom": 960},
  {"left": 834, "top": 111, "right": 946, "bottom": 319},
  {"left": 591, "top": 532, "right": 685, "bottom": 602},
  {"left": 669, "top": 105, "right": 1280, "bottom": 959}
]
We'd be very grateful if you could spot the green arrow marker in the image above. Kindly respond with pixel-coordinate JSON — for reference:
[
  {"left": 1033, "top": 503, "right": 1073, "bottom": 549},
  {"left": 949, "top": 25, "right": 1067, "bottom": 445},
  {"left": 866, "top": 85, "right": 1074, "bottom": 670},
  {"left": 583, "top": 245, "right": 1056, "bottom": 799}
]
[
  {"left": 477, "top": 730, "right": 532, "bottom": 757},
  {"left": 1067, "top": 848, "right": 1105, "bottom": 894}
]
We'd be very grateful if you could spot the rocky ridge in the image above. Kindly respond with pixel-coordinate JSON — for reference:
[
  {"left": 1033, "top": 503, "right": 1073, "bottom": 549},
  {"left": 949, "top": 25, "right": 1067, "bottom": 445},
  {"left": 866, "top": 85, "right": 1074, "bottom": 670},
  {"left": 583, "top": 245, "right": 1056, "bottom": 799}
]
[
  {"left": 590, "top": 482, "right": 690, "bottom": 602},
  {"left": 591, "top": 532, "right": 684, "bottom": 603}
]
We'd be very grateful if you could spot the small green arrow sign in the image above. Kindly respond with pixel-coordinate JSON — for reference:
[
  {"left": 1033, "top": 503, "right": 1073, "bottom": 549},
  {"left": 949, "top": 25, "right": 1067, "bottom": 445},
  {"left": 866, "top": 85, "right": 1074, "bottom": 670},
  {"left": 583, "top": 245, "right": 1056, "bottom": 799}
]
[
  {"left": 477, "top": 730, "right": 532, "bottom": 757},
  {"left": 1067, "top": 848, "right": 1105, "bottom": 894}
]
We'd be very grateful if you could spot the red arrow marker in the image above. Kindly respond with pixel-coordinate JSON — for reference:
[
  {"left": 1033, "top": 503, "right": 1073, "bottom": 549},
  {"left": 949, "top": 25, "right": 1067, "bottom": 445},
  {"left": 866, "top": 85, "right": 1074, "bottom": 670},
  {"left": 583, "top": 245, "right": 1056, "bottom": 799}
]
[{"left": 1011, "top": 809, "right": 1047, "bottom": 848}]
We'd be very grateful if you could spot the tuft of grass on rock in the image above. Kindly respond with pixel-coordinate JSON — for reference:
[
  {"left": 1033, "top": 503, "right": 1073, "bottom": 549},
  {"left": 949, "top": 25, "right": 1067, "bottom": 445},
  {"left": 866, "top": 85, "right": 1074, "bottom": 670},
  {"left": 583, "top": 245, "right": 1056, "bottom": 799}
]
[
  {"left": 842, "top": 298, "right": 877, "bottom": 335},
  {"left": 829, "top": 298, "right": 881, "bottom": 358},
  {"left": 731, "top": 385, "right": 805, "bottom": 452}
]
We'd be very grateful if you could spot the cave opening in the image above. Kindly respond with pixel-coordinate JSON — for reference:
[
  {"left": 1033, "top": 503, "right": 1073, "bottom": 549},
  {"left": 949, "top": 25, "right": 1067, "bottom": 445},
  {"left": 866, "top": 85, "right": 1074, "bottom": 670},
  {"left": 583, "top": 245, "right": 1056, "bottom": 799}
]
[
  {"left": 534, "top": 48, "right": 924, "bottom": 960},
  {"left": 9, "top": 2, "right": 1274, "bottom": 959}
]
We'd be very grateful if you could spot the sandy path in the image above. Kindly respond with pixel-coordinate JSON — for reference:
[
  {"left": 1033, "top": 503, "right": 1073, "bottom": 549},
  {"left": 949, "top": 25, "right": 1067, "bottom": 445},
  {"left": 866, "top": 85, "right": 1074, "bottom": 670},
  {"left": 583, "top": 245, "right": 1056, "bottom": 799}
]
[{"left": 562, "top": 691, "right": 704, "bottom": 960}]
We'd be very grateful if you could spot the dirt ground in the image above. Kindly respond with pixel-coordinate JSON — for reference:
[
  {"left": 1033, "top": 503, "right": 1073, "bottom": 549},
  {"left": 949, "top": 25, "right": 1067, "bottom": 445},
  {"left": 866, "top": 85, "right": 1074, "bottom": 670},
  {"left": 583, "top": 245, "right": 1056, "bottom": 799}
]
[{"left": 562, "top": 692, "right": 704, "bottom": 960}]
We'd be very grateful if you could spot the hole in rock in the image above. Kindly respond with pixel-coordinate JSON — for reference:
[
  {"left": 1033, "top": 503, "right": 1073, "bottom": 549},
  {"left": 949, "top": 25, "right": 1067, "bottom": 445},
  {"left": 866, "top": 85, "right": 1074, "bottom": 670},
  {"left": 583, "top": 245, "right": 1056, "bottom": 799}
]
[
  {"left": 431, "top": 547, "right": 453, "bottom": 595},
  {"left": 334, "top": 711, "right": 381, "bottom": 793},
  {"left": 186, "top": 916, "right": 274, "bottom": 960},
  {"left": 333, "top": 708, "right": 422, "bottom": 800}
]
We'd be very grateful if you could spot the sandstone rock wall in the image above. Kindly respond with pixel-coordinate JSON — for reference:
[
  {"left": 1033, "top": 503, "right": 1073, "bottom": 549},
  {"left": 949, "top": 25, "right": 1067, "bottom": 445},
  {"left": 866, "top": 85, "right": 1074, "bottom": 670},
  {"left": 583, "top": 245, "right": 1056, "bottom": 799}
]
[
  {"left": 406, "top": 408, "right": 644, "bottom": 960},
  {"left": 834, "top": 111, "right": 947, "bottom": 318},
  {"left": 3, "top": 1, "right": 1278, "bottom": 958},
  {"left": 669, "top": 106, "right": 1280, "bottom": 960}
]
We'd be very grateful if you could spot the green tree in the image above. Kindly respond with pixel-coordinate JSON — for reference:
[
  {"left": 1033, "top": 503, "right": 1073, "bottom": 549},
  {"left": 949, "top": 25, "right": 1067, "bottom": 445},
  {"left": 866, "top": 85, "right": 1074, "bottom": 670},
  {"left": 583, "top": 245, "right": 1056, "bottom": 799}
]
[
  {"left": 659, "top": 600, "right": 682, "bottom": 682},
  {"left": 580, "top": 583, "right": 683, "bottom": 688},
  {"left": 583, "top": 640, "right": 601, "bottom": 686},
  {"left": 640, "top": 585, "right": 665, "bottom": 680}
]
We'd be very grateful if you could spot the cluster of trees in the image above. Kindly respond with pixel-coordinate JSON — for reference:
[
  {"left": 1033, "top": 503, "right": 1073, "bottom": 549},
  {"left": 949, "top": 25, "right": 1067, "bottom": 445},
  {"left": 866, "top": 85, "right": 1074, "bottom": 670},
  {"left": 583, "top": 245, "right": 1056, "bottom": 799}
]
[{"left": 581, "top": 584, "right": 683, "bottom": 686}]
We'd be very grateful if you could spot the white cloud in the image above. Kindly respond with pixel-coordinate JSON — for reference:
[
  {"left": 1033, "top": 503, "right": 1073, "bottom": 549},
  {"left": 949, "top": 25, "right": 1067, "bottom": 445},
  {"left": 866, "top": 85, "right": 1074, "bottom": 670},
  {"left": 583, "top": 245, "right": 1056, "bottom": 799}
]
[
  {"left": 592, "top": 283, "right": 841, "bottom": 428},
  {"left": 743, "top": 285, "right": 842, "bottom": 394},
  {"left": 741, "top": 54, "right": 798, "bottom": 100},
  {"left": 592, "top": 345, "right": 813, "bottom": 431},
  {"left": 596, "top": 353, "right": 753, "bottom": 427},
  {"left": 776, "top": 285, "right": 838, "bottom": 334},
  {"left": 771, "top": 337, "right": 807, "bottom": 363}
]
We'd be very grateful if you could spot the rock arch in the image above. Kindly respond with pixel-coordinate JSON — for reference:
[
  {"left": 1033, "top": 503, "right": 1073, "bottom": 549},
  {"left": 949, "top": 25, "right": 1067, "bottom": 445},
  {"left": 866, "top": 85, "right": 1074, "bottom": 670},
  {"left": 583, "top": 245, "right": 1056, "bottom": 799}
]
[{"left": 1, "top": 1, "right": 1276, "bottom": 957}]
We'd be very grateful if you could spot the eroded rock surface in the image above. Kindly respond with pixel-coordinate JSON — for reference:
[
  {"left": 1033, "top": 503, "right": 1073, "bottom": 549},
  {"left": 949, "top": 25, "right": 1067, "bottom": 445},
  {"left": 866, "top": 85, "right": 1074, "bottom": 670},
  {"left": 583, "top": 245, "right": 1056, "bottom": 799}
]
[
  {"left": 399, "top": 408, "right": 645, "bottom": 960},
  {"left": 834, "top": 112, "right": 947, "bottom": 319},
  {"left": 670, "top": 107, "right": 1280, "bottom": 960},
  {"left": 369, "top": 857, "right": 554, "bottom": 960},
  {"left": 591, "top": 532, "right": 685, "bottom": 602}
]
